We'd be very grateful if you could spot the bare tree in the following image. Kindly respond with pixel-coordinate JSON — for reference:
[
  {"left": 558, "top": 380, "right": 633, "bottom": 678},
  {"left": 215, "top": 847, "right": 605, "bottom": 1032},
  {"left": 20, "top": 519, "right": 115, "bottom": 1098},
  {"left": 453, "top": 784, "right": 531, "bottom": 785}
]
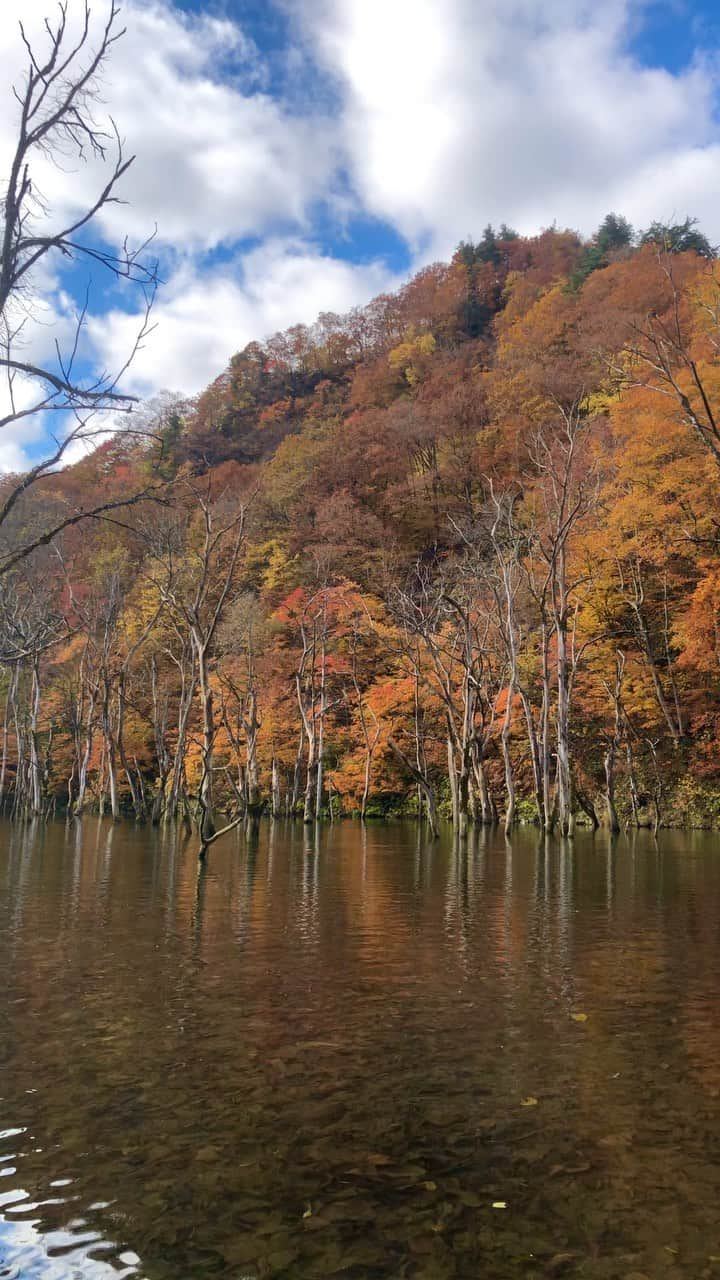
[
  {"left": 485, "top": 488, "right": 524, "bottom": 835},
  {"left": 147, "top": 480, "right": 250, "bottom": 857},
  {"left": 348, "top": 616, "right": 381, "bottom": 822},
  {"left": 601, "top": 650, "right": 626, "bottom": 835},
  {"left": 0, "top": 569, "right": 66, "bottom": 814},
  {"left": 392, "top": 565, "right": 503, "bottom": 834},
  {"left": 294, "top": 590, "right": 329, "bottom": 825},
  {"left": 216, "top": 592, "right": 269, "bottom": 815},
  {"left": 0, "top": 0, "right": 161, "bottom": 571},
  {"left": 527, "top": 401, "right": 598, "bottom": 836}
]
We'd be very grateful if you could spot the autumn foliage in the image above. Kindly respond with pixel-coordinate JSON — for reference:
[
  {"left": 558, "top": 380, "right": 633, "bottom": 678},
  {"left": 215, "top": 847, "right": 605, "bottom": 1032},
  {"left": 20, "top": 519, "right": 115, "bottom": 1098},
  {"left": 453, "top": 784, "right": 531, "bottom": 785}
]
[{"left": 5, "top": 219, "right": 720, "bottom": 833}]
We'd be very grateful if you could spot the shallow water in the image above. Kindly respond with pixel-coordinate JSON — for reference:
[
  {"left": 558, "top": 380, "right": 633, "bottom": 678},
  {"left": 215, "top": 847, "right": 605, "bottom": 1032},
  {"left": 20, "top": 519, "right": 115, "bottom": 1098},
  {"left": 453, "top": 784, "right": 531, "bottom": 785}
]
[{"left": 1, "top": 819, "right": 720, "bottom": 1278}]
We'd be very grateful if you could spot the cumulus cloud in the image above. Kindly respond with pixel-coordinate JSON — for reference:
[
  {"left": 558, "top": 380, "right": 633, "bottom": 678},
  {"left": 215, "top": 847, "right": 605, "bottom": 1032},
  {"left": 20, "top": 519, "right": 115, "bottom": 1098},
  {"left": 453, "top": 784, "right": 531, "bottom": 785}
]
[
  {"left": 293, "top": 0, "right": 720, "bottom": 255},
  {"left": 0, "top": 0, "right": 336, "bottom": 252}
]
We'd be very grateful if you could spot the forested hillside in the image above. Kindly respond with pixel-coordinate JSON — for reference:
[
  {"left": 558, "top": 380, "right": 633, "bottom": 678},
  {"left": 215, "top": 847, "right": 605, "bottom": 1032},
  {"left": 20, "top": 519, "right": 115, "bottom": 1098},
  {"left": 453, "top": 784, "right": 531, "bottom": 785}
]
[{"left": 5, "top": 214, "right": 720, "bottom": 839}]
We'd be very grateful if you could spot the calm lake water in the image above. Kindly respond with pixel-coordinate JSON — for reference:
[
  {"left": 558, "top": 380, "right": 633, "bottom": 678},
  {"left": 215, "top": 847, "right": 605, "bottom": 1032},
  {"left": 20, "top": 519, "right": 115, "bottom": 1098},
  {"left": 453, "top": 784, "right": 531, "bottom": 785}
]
[{"left": 1, "top": 820, "right": 720, "bottom": 1279}]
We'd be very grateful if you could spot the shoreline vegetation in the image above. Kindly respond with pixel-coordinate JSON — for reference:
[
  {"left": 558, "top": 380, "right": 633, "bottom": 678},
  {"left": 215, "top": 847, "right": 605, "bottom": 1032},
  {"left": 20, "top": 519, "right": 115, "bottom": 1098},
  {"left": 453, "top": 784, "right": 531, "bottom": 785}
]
[
  {"left": 6, "top": 220, "right": 720, "bottom": 854},
  {"left": 4, "top": 13, "right": 720, "bottom": 857},
  {"left": 9, "top": 791, "right": 720, "bottom": 840}
]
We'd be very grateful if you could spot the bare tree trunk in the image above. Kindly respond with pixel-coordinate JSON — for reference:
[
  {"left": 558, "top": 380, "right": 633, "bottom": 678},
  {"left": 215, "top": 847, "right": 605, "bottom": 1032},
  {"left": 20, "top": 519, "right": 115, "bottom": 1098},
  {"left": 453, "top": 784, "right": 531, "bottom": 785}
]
[
  {"left": 519, "top": 689, "right": 543, "bottom": 826},
  {"left": 295, "top": 621, "right": 318, "bottom": 824},
  {"left": 291, "top": 721, "right": 305, "bottom": 814},
  {"left": 576, "top": 787, "right": 599, "bottom": 830},
  {"left": 150, "top": 658, "right": 171, "bottom": 824},
  {"left": 471, "top": 744, "right": 493, "bottom": 824},
  {"left": 388, "top": 736, "right": 439, "bottom": 838},
  {"left": 646, "top": 738, "right": 663, "bottom": 836},
  {"left": 28, "top": 658, "right": 42, "bottom": 815},
  {"left": 10, "top": 668, "right": 23, "bottom": 818},
  {"left": 11, "top": 666, "right": 28, "bottom": 819},
  {"left": 271, "top": 756, "right": 282, "bottom": 819},
  {"left": 603, "top": 653, "right": 625, "bottom": 835},
  {"left": 626, "top": 737, "right": 641, "bottom": 828},
  {"left": 447, "top": 734, "right": 460, "bottom": 831},
  {"left": 350, "top": 632, "right": 381, "bottom": 822},
  {"left": 604, "top": 747, "right": 620, "bottom": 834},
  {"left": 297, "top": 682, "right": 317, "bottom": 825},
  {"left": 101, "top": 683, "right": 120, "bottom": 821},
  {"left": 195, "top": 638, "right": 216, "bottom": 845},
  {"left": 42, "top": 725, "right": 54, "bottom": 815},
  {"left": 75, "top": 689, "right": 96, "bottom": 816},
  {"left": 245, "top": 690, "right": 261, "bottom": 812},
  {"left": 554, "top": 548, "right": 574, "bottom": 837},
  {"left": 413, "top": 668, "right": 427, "bottom": 823},
  {"left": 116, "top": 674, "right": 144, "bottom": 820},
  {"left": 303, "top": 744, "right": 317, "bottom": 825},
  {"left": 360, "top": 748, "right": 372, "bottom": 822},
  {"left": 98, "top": 741, "right": 107, "bottom": 817},
  {"left": 501, "top": 674, "right": 516, "bottom": 836},
  {"left": 0, "top": 666, "right": 17, "bottom": 807},
  {"left": 540, "top": 624, "right": 554, "bottom": 833},
  {"left": 315, "top": 632, "right": 326, "bottom": 818},
  {"left": 166, "top": 655, "right": 194, "bottom": 822}
]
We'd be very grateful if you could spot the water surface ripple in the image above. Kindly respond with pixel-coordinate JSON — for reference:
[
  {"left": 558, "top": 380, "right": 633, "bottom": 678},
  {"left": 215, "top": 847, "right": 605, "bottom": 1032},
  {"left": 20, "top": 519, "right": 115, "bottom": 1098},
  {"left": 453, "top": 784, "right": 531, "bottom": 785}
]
[{"left": 1, "top": 819, "right": 720, "bottom": 1278}]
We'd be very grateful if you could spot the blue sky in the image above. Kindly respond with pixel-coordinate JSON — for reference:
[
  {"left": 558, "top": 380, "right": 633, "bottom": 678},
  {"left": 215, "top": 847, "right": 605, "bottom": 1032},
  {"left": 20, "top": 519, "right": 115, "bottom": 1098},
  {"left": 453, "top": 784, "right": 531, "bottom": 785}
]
[
  {"left": 2, "top": 0, "right": 720, "bottom": 469},
  {"left": 630, "top": 0, "right": 720, "bottom": 73}
]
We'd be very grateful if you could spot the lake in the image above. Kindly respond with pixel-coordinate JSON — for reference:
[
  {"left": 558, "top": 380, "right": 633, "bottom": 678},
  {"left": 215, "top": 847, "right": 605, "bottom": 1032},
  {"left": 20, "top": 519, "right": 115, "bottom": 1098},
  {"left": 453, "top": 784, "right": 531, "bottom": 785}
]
[{"left": 1, "top": 819, "right": 720, "bottom": 1278}]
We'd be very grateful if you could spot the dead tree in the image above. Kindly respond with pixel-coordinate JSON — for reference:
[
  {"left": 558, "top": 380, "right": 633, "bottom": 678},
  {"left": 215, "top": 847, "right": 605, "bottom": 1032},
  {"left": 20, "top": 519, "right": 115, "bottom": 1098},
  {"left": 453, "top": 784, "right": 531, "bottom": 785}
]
[
  {"left": 393, "top": 567, "right": 502, "bottom": 834},
  {"left": 0, "top": 0, "right": 161, "bottom": 573},
  {"left": 348, "top": 619, "right": 382, "bottom": 821},
  {"left": 486, "top": 488, "right": 525, "bottom": 835},
  {"left": 528, "top": 401, "right": 598, "bottom": 836},
  {"left": 602, "top": 651, "right": 626, "bottom": 834},
  {"left": 0, "top": 572, "right": 65, "bottom": 814},
  {"left": 149, "top": 482, "right": 250, "bottom": 856},
  {"left": 216, "top": 593, "right": 269, "bottom": 815}
]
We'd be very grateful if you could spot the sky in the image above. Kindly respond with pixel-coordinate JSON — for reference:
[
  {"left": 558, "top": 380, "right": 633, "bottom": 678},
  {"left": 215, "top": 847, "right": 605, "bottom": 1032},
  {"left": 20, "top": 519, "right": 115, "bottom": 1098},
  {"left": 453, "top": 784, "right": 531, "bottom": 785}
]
[{"left": 1, "top": 0, "right": 720, "bottom": 470}]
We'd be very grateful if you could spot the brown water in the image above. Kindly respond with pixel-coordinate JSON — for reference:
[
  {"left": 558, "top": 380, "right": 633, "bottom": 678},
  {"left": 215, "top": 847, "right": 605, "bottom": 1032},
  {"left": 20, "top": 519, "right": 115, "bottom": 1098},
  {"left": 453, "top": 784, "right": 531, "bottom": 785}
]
[{"left": 1, "top": 821, "right": 720, "bottom": 1279}]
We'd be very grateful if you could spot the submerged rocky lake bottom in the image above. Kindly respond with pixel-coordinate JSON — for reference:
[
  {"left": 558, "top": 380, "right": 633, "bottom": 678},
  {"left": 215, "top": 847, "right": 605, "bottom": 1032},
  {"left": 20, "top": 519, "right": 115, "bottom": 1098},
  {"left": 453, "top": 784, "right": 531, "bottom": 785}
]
[{"left": 1, "top": 819, "right": 720, "bottom": 1278}]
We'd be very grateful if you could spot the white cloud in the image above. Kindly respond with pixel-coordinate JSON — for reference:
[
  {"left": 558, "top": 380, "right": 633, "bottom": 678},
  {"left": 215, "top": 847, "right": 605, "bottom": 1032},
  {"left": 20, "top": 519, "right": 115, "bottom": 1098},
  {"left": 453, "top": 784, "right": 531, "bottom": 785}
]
[
  {"left": 0, "top": 0, "right": 337, "bottom": 252},
  {"left": 86, "top": 240, "right": 399, "bottom": 398},
  {"left": 293, "top": 0, "right": 720, "bottom": 254}
]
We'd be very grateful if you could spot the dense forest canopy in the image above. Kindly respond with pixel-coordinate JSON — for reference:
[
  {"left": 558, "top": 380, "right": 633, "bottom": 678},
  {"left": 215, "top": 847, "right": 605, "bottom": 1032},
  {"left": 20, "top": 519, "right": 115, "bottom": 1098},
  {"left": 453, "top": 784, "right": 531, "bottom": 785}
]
[{"left": 4, "top": 213, "right": 720, "bottom": 842}]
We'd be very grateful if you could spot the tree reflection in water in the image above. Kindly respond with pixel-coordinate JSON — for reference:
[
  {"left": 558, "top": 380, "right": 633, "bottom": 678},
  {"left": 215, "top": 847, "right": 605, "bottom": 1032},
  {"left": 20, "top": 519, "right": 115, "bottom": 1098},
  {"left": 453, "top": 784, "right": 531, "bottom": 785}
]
[{"left": 2, "top": 820, "right": 720, "bottom": 1278}]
